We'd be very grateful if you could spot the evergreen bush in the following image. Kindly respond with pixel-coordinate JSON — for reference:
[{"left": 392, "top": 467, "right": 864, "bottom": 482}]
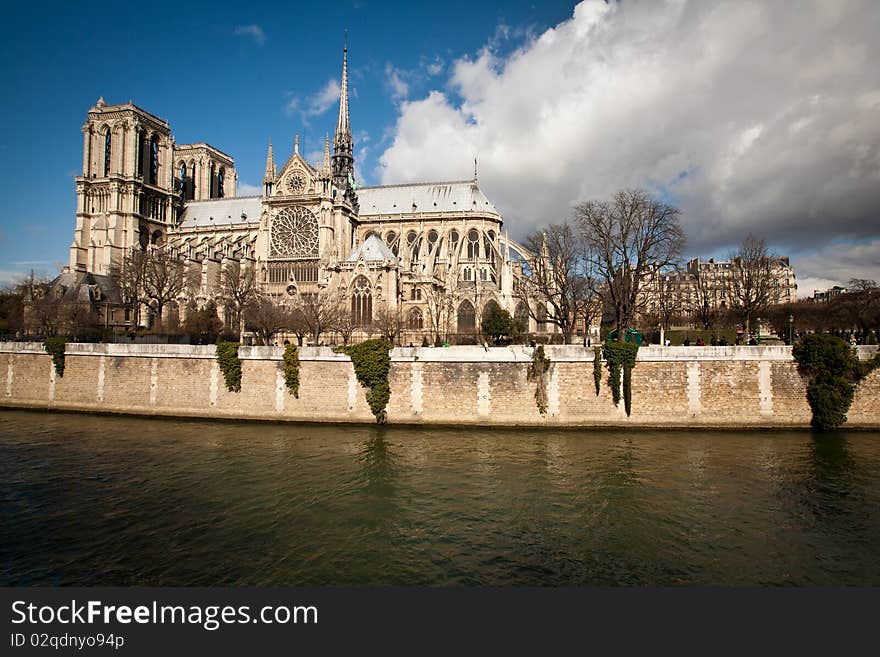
[
  {"left": 44, "top": 337, "right": 67, "bottom": 378},
  {"left": 282, "top": 343, "right": 299, "bottom": 398},
  {"left": 215, "top": 342, "right": 242, "bottom": 393},
  {"left": 603, "top": 340, "right": 639, "bottom": 415},
  {"left": 527, "top": 344, "right": 551, "bottom": 414},
  {"left": 335, "top": 339, "right": 392, "bottom": 423}
]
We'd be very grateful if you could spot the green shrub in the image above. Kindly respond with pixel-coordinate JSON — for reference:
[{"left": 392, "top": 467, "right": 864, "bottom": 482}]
[
  {"left": 44, "top": 337, "right": 67, "bottom": 378},
  {"left": 335, "top": 339, "right": 392, "bottom": 423},
  {"left": 593, "top": 347, "right": 602, "bottom": 396},
  {"left": 603, "top": 340, "right": 639, "bottom": 415},
  {"left": 283, "top": 343, "right": 299, "bottom": 398},
  {"left": 527, "top": 344, "right": 551, "bottom": 414},
  {"left": 792, "top": 333, "right": 875, "bottom": 430},
  {"left": 215, "top": 342, "right": 242, "bottom": 393}
]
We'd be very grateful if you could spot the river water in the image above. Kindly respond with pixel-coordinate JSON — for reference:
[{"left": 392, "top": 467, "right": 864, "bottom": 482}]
[{"left": 1, "top": 410, "right": 878, "bottom": 586}]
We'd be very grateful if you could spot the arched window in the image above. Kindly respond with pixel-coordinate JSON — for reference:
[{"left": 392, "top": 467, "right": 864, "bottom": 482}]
[
  {"left": 427, "top": 230, "right": 438, "bottom": 251},
  {"left": 410, "top": 287, "right": 422, "bottom": 301},
  {"left": 483, "top": 300, "right": 501, "bottom": 322},
  {"left": 209, "top": 164, "right": 216, "bottom": 198},
  {"left": 149, "top": 136, "right": 159, "bottom": 185},
  {"left": 457, "top": 300, "right": 475, "bottom": 333},
  {"left": 484, "top": 233, "right": 494, "bottom": 263},
  {"left": 407, "top": 231, "right": 419, "bottom": 262},
  {"left": 536, "top": 303, "right": 548, "bottom": 332},
  {"left": 480, "top": 268, "right": 487, "bottom": 281},
  {"left": 467, "top": 229, "right": 480, "bottom": 260},
  {"left": 514, "top": 302, "right": 529, "bottom": 329},
  {"left": 103, "top": 130, "right": 112, "bottom": 176},
  {"left": 190, "top": 161, "right": 197, "bottom": 199},
  {"left": 386, "top": 231, "right": 398, "bottom": 256},
  {"left": 179, "top": 162, "right": 187, "bottom": 201},
  {"left": 217, "top": 167, "right": 225, "bottom": 198},
  {"left": 351, "top": 276, "right": 372, "bottom": 327},
  {"left": 462, "top": 267, "right": 472, "bottom": 281},
  {"left": 449, "top": 229, "right": 460, "bottom": 256},
  {"left": 136, "top": 130, "right": 145, "bottom": 177},
  {"left": 408, "top": 307, "right": 423, "bottom": 330}
]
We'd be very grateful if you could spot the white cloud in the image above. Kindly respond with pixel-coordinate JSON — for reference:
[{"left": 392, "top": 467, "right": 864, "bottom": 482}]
[
  {"left": 385, "top": 63, "right": 410, "bottom": 102},
  {"left": 238, "top": 182, "right": 262, "bottom": 196},
  {"left": 377, "top": 0, "right": 880, "bottom": 281},
  {"left": 234, "top": 24, "right": 266, "bottom": 46},
  {"left": 792, "top": 238, "right": 880, "bottom": 296},
  {"left": 286, "top": 79, "right": 341, "bottom": 122}
]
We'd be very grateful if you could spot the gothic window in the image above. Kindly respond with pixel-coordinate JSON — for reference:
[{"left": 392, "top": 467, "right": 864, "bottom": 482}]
[
  {"left": 457, "top": 300, "right": 475, "bottom": 333},
  {"left": 536, "top": 303, "right": 548, "bottom": 332},
  {"left": 386, "top": 231, "right": 398, "bottom": 256},
  {"left": 427, "top": 229, "right": 438, "bottom": 251},
  {"left": 179, "top": 163, "right": 187, "bottom": 201},
  {"left": 410, "top": 288, "right": 422, "bottom": 301},
  {"left": 467, "top": 229, "right": 480, "bottom": 260},
  {"left": 480, "top": 268, "right": 487, "bottom": 281},
  {"left": 218, "top": 167, "right": 225, "bottom": 198},
  {"left": 408, "top": 307, "right": 423, "bottom": 330},
  {"left": 462, "top": 267, "right": 472, "bottom": 281},
  {"left": 136, "top": 130, "right": 145, "bottom": 177},
  {"left": 210, "top": 164, "right": 215, "bottom": 198},
  {"left": 351, "top": 276, "right": 372, "bottom": 327},
  {"left": 149, "top": 136, "right": 159, "bottom": 186},
  {"left": 269, "top": 206, "right": 320, "bottom": 259},
  {"left": 483, "top": 300, "right": 501, "bottom": 322},
  {"left": 449, "top": 229, "right": 460, "bottom": 256},
  {"left": 407, "top": 231, "right": 419, "bottom": 262},
  {"left": 514, "top": 302, "right": 529, "bottom": 329},
  {"left": 103, "top": 130, "right": 112, "bottom": 176}
]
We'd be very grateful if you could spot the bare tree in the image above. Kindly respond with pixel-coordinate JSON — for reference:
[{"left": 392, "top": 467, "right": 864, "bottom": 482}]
[
  {"left": 333, "top": 306, "right": 357, "bottom": 346},
  {"left": 108, "top": 248, "right": 149, "bottom": 327},
  {"left": 576, "top": 188, "right": 685, "bottom": 340},
  {"left": 517, "top": 221, "right": 597, "bottom": 342},
  {"left": 142, "top": 248, "right": 188, "bottom": 323},
  {"left": 846, "top": 278, "right": 879, "bottom": 340},
  {"left": 219, "top": 260, "right": 259, "bottom": 340},
  {"left": 243, "top": 297, "right": 290, "bottom": 346},
  {"left": 424, "top": 278, "right": 457, "bottom": 344},
  {"left": 688, "top": 264, "right": 719, "bottom": 330},
  {"left": 294, "top": 289, "right": 342, "bottom": 345},
  {"left": 372, "top": 302, "right": 402, "bottom": 343},
  {"left": 727, "top": 234, "right": 775, "bottom": 337}
]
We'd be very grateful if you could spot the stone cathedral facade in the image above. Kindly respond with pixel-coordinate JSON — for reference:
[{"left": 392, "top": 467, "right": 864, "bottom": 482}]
[{"left": 67, "top": 47, "right": 548, "bottom": 341}]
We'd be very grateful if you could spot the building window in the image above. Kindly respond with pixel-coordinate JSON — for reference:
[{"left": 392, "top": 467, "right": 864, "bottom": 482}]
[
  {"left": 410, "top": 288, "right": 422, "bottom": 301},
  {"left": 136, "top": 130, "right": 145, "bottom": 177},
  {"left": 180, "top": 163, "right": 187, "bottom": 201},
  {"left": 467, "top": 229, "right": 480, "bottom": 260},
  {"left": 536, "top": 303, "right": 548, "bottom": 332},
  {"left": 103, "top": 130, "right": 112, "bottom": 176},
  {"left": 457, "top": 300, "right": 475, "bottom": 333},
  {"left": 218, "top": 167, "right": 225, "bottom": 198},
  {"left": 149, "top": 136, "right": 159, "bottom": 186},
  {"left": 427, "top": 230, "right": 438, "bottom": 251},
  {"left": 408, "top": 307, "right": 423, "bottom": 330},
  {"left": 449, "top": 229, "right": 460, "bottom": 256},
  {"left": 351, "top": 276, "right": 372, "bottom": 327},
  {"left": 210, "top": 164, "right": 216, "bottom": 198},
  {"left": 407, "top": 231, "right": 419, "bottom": 262}
]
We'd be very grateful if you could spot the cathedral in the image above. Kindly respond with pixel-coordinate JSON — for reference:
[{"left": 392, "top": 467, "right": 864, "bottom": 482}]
[{"left": 67, "top": 45, "right": 547, "bottom": 342}]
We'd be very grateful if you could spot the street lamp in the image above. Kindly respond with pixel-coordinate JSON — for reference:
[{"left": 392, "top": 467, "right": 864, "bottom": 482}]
[{"left": 788, "top": 313, "right": 794, "bottom": 345}]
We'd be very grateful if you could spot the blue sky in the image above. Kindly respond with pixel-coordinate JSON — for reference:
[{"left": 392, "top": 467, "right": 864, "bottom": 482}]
[{"left": 2, "top": 1, "right": 878, "bottom": 296}]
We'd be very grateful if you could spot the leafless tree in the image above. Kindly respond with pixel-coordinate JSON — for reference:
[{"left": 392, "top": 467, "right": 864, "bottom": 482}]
[
  {"left": 219, "top": 260, "right": 259, "bottom": 339},
  {"left": 688, "top": 264, "right": 719, "bottom": 330},
  {"left": 294, "top": 289, "right": 343, "bottom": 345},
  {"left": 576, "top": 188, "right": 685, "bottom": 340},
  {"left": 846, "top": 278, "right": 879, "bottom": 338},
  {"left": 243, "top": 296, "right": 290, "bottom": 346},
  {"left": 372, "top": 302, "right": 403, "bottom": 343},
  {"left": 108, "top": 248, "right": 149, "bottom": 327},
  {"left": 647, "top": 267, "right": 684, "bottom": 332},
  {"left": 517, "top": 221, "right": 598, "bottom": 342},
  {"left": 727, "top": 234, "right": 775, "bottom": 337},
  {"left": 424, "top": 278, "right": 457, "bottom": 344},
  {"left": 333, "top": 306, "right": 358, "bottom": 346},
  {"left": 142, "top": 248, "right": 189, "bottom": 323}
]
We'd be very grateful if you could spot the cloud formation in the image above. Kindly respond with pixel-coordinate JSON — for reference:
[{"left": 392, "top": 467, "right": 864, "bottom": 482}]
[
  {"left": 377, "top": 0, "right": 880, "bottom": 287},
  {"left": 233, "top": 24, "right": 266, "bottom": 46},
  {"left": 286, "top": 79, "right": 341, "bottom": 122}
]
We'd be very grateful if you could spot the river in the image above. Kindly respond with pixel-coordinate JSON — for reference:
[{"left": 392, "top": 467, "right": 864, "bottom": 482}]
[{"left": 2, "top": 410, "right": 878, "bottom": 586}]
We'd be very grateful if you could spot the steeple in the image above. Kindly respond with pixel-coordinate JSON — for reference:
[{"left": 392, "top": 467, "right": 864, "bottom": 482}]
[
  {"left": 263, "top": 139, "right": 276, "bottom": 195},
  {"left": 332, "top": 34, "right": 355, "bottom": 201},
  {"left": 322, "top": 134, "right": 331, "bottom": 174}
]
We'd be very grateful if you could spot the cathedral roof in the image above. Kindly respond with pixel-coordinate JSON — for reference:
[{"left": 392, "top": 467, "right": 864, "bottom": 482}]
[
  {"left": 357, "top": 180, "right": 499, "bottom": 218},
  {"left": 177, "top": 197, "right": 262, "bottom": 228},
  {"left": 345, "top": 234, "right": 398, "bottom": 264}
]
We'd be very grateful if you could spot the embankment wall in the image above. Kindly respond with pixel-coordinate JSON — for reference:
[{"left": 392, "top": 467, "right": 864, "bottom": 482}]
[{"left": 1, "top": 342, "right": 877, "bottom": 428}]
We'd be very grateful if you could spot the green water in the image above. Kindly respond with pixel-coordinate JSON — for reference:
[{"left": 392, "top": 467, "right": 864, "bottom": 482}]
[{"left": 1, "top": 410, "right": 878, "bottom": 585}]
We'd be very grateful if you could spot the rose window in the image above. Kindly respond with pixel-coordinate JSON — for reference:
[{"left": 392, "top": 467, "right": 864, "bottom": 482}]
[
  {"left": 286, "top": 171, "right": 307, "bottom": 193},
  {"left": 270, "top": 206, "right": 319, "bottom": 259}
]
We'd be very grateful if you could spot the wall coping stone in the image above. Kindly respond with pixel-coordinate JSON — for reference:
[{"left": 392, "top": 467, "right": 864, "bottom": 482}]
[{"left": 0, "top": 342, "right": 876, "bottom": 363}]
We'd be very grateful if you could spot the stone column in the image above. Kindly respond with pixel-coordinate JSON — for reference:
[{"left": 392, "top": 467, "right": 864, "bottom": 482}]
[{"left": 82, "top": 126, "right": 92, "bottom": 176}]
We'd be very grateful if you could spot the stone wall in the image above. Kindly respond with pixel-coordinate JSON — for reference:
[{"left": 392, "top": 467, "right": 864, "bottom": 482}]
[{"left": 1, "top": 342, "right": 878, "bottom": 428}]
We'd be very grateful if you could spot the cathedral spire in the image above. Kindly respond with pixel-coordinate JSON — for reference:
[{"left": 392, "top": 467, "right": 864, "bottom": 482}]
[
  {"left": 322, "top": 134, "right": 331, "bottom": 174},
  {"left": 263, "top": 139, "right": 276, "bottom": 195},
  {"left": 332, "top": 34, "right": 356, "bottom": 202}
]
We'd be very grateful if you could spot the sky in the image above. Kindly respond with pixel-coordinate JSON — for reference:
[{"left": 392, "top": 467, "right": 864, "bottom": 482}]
[{"left": 1, "top": 0, "right": 878, "bottom": 297}]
